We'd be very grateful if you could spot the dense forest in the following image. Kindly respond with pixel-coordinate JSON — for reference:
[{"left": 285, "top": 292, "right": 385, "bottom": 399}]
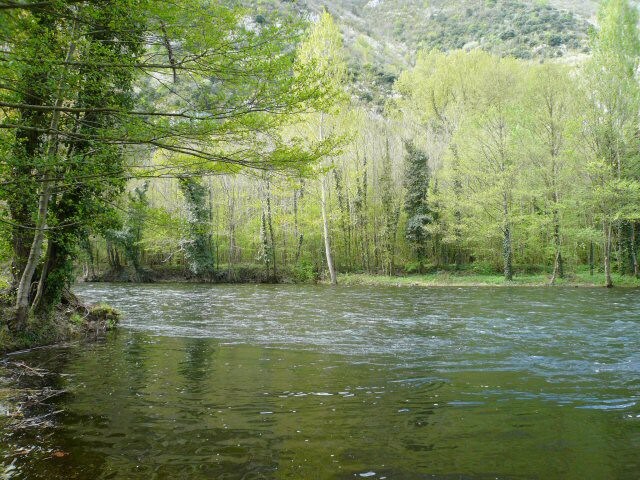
[{"left": 1, "top": 0, "right": 640, "bottom": 342}]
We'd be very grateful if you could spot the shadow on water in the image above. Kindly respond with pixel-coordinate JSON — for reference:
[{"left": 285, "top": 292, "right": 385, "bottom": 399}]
[{"left": 1, "top": 284, "right": 639, "bottom": 479}]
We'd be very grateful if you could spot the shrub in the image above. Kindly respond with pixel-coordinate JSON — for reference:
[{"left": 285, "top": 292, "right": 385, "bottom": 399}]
[{"left": 292, "top": 261, "right": 318, "bottom": 283}]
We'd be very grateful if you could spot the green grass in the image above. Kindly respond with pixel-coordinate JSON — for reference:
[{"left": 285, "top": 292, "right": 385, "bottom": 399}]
[{"left": 337, "top": 271, "right": 640, "bottom": 288}]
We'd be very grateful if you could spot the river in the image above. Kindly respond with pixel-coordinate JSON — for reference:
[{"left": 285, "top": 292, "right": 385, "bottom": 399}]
[{"left": 1, "top": 284, "right": 639, "bottom": 479}]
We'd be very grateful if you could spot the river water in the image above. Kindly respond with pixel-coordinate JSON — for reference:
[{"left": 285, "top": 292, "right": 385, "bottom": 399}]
[{"left": 1, "top": 284, "right": 639, "bottom": 479}]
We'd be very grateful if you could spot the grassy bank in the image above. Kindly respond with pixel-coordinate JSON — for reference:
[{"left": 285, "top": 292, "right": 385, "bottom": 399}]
[
  {"left": 89, "top": 264, "right": 640, "bottom": 288},
  {"left": 337, "top": 271, "right": 640, "bottom": 288}
]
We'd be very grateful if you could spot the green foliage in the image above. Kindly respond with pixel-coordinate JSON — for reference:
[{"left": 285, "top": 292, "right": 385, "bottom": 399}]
[
  {"left": 0, "top": 0, "right": 345, "bottom": 326},
  {"left": 246, "top": 0, "right": 592, "bottom": 112},
  {"left": 292, "top": 260, "right": 318, "bottom": 283},
  {"left": 468, "top": 261, "right": 500, "bottom": 276},
  {"left": 403, "top": 141, "right": 433, "bottom": 262},
  {"left": 178, "top": 178, "right": 215, "bottom": 276},
  {"left": 379, "top": 138, "right": 401, "bottom": 274},
  {"left": 397, "top": 0, "right": 590, "bottom": 59},
  {"left": 2, "top": 0, "right": 640, "bottom": 307},
  {"left": 105, "top": 183, "right": 150, "bottom": 272},
  {"left": 258, "top": 210, "right": 273, "bottom": 273}
]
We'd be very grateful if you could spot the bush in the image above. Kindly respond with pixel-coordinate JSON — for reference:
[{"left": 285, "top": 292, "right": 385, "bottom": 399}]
[
  {"left": 292, "top": 261, "right": 318, "bottom": 283},
  {"left": 404, "top": 261, "right": 423, "bottom": 274},
  {"left": 468, "top": 261, "right": 499, "bottom": 275}
]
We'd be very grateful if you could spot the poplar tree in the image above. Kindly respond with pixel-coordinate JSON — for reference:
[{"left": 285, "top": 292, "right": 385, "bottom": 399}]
[
  {"left": 296, "top": 10, "right": 348, "bottom": 285},
  {"left": 582, "top": 0, "right": 640, "bottom": 287}
]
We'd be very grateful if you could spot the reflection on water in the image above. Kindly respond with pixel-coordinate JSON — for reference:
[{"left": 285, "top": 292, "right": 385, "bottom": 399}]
[{"left": 1, "top": 284, "right": 639, "bottom": 479}]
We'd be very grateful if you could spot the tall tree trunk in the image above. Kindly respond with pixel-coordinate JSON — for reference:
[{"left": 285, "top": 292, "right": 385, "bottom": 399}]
[
  {"left": 604, "top": 221, "right": 613, "bottom": 288},
  {"left": 14, "top": 178, "right": 52, "bottom": 328},
  {"left": 361, "top": 156, "right": 370, "bottom": 273},
  {"left": 31, "top": 239, "right": 54, "bottom": 313},
  {"left": 13, "top": 33, "right": 77, "bottom": 327},
  {"left": 295, "top": 234, "right": 304, "bottom": 264},
  {"left": 319, "top": 113, "right": 337, "bottom": 285},
  {"left": 549, "top": 251, "right": 561, "bottom": 286},
  {"left": 265, "top": 181, "right": 276, "bottom": 280},
  {"left": 632, "top": 223, "right": 639, "bottom": 278},
  {"left": 502, "top": 193, "right": 513, "bottom": 281},
  {"left": 8, "top": 13, "right": 57, "bottom": 293},
  {"left": 293, "top": 188, "right": 299, "bottom": 244},
  {"left": 503, "top": 224, "right": 513, "bottom": 281},
  {"left": 550, "top": 205, "right": 564, "bottom": 283},
  {"left": 320, "top": 174, "right": 337, "bottom": 285},
  {"left": 333, "top": 168, "right": 351, "bottom": 271},
  {"left": 293, "top": 187, "right": 303, "bottom": 264},
  {"left": 9, "top": 194, "right": 36, "bottom": 293},
  {"left": 450, "top": 145, "right": 464, "bottom": 271}
]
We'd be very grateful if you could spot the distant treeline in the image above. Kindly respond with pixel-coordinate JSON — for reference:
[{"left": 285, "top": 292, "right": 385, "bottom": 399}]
[{"left": 86, "top": 1, "right": 640, "bottom": 288}]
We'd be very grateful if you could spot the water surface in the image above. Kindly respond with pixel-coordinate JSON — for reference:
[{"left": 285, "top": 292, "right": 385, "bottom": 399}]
[{"left": 1, "top": 284, "right": 639, "bottom": 479}]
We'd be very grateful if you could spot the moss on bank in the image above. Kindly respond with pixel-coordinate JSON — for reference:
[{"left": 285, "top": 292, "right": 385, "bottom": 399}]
[{"left": 0, "top": 294, "right": 121, "bottom": 354}]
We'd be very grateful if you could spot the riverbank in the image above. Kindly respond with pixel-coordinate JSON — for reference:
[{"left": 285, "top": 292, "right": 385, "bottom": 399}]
[
  {"left": 88, "top": 264, "right": 314, "bottom": 284},
  {"left": 0, "top": 293, "right": 121, "bottom": 354},
  {"left": 337, "top": 271, "right": 640, "bottom": 288},
  {"left": 87, "top": 265, "right": 640, "bottom": 288}
]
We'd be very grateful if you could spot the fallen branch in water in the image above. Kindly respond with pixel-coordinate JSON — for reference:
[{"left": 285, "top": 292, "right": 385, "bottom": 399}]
[
  {"left": 1, "top": 362, "right": 67, "bottom": 433},
  {"left": 11, "top": 409, "right": 65, "bottom": 430},
  {"left": 0, "top": 361, "right": 47, "bottom": 378}
]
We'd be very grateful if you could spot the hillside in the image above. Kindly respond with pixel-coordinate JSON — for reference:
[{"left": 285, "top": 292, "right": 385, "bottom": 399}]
[
  {"left": 252, "top": 0, "right": 596, "bottom": 107},
  {"left": 313, "top": 0, "right": 593, "bottom": 60}
]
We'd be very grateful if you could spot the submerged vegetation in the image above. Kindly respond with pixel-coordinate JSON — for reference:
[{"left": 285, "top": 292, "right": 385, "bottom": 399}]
[{"left": 1, "top": 0, "right": 640, "bottom": 350}]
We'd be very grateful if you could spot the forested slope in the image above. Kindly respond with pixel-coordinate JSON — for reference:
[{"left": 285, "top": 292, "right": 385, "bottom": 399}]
[{"left": 250, "top": 0, "right": 595, "bottom": 106}]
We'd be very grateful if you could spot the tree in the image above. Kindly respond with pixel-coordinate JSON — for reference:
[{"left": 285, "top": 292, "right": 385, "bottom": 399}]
[
  {"left": 581, "top": 0, "right": 640, "bottom": 287},
  {"left": 295, "top": 10, "right": 349, "bottom": 285},
  {"left": 103, "top": 183, "right": 150, "bottom": 281},
  {"left": 178, "top": 177, "right": 215, "bottom": 277},
  {"left": 399, "top": 51, "right": 524, "bottom": 280},
  {"left": 379, "top": 137, "right": 401, "bottom": 275},
  {"left": 0, "top": 0, "right": 342, "bottom": 329},
  {"left": 523, "top": 64, "right": 577, "bottom": 284},
  {"left": 403, "top": 140, "right": 433, "bottom": 270},
  {"left": 395, "top": 50, "right": 487, "bottom": 270}
]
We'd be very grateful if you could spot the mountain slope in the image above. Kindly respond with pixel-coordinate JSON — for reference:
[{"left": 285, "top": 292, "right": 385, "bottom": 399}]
[{"left": 250, "top": 0, "right": 597, "bottom": 107}]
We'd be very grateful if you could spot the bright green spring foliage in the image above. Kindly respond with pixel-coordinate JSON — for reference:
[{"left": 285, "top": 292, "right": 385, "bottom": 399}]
[
  {"left": 1, "top": 0, "right": 640, "bottom": 304},
  {"left": 104, "top": 183, "right": 150, "bottom": 276},
  {"left": 392, "top": 1, "right": 640, "bottom": 284},
  {"left": 0, "top": 0, "right": 345, "bottom": 325},
  {"left": 581, "top": 0, "right": 640, "bottom": 285}
]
